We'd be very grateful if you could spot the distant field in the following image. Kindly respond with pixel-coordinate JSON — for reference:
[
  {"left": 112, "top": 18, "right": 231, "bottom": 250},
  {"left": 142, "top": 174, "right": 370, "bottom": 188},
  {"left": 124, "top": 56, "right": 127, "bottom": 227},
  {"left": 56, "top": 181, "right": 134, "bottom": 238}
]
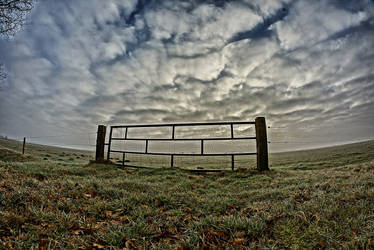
[
  {"left": 0, "top": 138, "right": 374, "bottom": 248},
  {"left": 2, "top": 138, "right": 374, "bottom": 171}
]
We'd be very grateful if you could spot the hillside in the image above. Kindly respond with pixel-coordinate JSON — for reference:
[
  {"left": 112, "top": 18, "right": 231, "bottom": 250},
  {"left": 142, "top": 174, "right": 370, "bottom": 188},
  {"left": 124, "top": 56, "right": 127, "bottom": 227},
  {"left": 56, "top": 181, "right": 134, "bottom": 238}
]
[{"left": 0, "top": 138, "right": 373, "bottom": 248}]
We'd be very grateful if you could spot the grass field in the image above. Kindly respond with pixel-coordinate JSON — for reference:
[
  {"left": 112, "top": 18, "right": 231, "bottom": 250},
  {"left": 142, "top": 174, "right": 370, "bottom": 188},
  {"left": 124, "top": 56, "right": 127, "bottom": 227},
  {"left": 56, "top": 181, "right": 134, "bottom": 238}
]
[{"left": 0, "top": 138, "right": 374, "bottom": 249}]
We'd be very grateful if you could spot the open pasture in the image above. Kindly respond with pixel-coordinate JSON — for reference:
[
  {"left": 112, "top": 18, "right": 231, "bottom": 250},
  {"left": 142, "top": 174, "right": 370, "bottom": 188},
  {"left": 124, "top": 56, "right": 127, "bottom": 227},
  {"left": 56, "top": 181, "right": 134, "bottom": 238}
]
[{"left": 0, "top": 138, "right": 374, "bottom": 248}]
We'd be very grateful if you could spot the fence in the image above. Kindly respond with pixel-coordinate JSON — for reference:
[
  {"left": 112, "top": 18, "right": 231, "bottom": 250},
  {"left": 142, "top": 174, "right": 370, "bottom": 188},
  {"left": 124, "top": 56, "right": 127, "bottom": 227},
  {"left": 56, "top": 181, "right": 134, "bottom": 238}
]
[
  {"left": 96, "top": 117, "right": 269, "bottom": 171},
  {"left": 7, "top": 117, "right": 359, "bottom": 167},
  {"left": 18, "top": 133, "right": 97, "bottom": 155}
]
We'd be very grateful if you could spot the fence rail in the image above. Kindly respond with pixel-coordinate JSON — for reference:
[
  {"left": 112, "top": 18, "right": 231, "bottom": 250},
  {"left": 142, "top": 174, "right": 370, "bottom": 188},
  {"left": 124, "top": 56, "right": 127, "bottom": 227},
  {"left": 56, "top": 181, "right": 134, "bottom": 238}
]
[
  {"left": 110, "top": 121, "right": 255, "bottom": 128},
  {"left": 96, "top": 117, "right": 269, "bottom": 171},
  {"left": 110, "top": 136, "right": 257, "bottom": 141}
]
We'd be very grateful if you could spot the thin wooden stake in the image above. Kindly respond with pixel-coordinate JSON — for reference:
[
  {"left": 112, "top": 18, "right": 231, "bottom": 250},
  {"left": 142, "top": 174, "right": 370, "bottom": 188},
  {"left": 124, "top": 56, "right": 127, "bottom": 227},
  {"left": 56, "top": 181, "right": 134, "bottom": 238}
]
[
  {"left": 22, "top": 137, "right": 26, "bottom": 155},
  {"left": 231, "top": 154, "right": 234, "bottom": 170}
]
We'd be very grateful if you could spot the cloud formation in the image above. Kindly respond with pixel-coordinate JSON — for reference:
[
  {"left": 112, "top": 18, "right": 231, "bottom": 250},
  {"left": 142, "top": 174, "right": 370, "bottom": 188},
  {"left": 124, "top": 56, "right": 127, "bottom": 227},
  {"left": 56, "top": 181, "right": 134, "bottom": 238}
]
[{"left": 0, "top": 0, "right": 373, "bottom": 151}]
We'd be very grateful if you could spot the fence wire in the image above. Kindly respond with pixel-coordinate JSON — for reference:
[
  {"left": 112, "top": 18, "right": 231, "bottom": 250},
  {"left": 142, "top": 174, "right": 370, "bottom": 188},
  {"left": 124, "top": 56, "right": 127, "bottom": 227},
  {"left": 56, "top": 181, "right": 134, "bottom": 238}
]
[{"left": 22, "top": 132, "right": 98, "bottom": 150}]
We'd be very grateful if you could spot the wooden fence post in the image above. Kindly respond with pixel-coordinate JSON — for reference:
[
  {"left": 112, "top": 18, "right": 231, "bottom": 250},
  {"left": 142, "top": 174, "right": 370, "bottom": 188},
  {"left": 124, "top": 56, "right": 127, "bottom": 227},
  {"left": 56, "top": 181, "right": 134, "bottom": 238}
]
[
  {"left": 22, "top": 137, "right": 26, "bottom": 155},
  {"left": 255, "top": 117, "right": 269, "bottom": 171},
  {"left": 95, "top": 125, "right": 106, "bottom": 163}
]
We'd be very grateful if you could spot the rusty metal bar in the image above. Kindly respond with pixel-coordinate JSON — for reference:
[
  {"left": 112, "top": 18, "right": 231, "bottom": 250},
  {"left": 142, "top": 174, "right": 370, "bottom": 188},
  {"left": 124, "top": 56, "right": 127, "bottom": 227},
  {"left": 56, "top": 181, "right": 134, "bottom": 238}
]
[
  {"left": 110, "top": 150, "right": 256, "bottom": 156},
  {"left": 115, "top": 163, "right": 231, "bottom": 172},
  {"left": 111, "top": 136, "right": 256, "bottom": 141},
  {"left": 107, "top": 126, "right": 113, "bottom": 161},
  {"left": 111, "top": 121, "right": 255, "bottom": 128}
]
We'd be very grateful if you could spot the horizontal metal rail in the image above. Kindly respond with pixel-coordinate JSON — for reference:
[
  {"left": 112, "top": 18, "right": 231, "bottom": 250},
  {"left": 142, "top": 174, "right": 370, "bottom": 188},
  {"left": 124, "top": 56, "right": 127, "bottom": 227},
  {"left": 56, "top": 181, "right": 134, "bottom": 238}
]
[
  {"left": 111, "top": 136, "right": 256, "bottom": 141},
  {"left": 110, "top": 150, "right": 256, "bottom": 156},
  {"left": 114, "top": 163, "right": 232, "bottom": 172},
  {"left": 111, "top": 121, "right": 255, "bottom": 128}
]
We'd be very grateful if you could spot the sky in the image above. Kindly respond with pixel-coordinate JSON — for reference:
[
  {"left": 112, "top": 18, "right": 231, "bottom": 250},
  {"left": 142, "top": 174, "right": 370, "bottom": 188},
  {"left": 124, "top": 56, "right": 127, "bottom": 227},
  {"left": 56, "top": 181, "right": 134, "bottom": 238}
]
[{"left": 0, "top": 0, "right": 374, "bottom": 152}]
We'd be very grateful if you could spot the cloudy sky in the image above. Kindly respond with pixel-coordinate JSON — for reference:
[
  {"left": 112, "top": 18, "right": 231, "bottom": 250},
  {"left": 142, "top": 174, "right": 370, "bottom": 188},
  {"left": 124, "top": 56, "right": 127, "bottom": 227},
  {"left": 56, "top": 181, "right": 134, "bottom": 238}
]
[{"left": 0, "top": 0, "right": 374, "bottom": 152}]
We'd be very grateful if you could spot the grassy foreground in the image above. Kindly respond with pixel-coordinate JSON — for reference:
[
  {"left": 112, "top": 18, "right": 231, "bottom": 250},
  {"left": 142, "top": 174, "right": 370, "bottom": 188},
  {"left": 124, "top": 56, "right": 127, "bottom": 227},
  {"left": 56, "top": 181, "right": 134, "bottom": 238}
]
[{"left": 0, "top": 139, "right": 374, "bottom": 249}]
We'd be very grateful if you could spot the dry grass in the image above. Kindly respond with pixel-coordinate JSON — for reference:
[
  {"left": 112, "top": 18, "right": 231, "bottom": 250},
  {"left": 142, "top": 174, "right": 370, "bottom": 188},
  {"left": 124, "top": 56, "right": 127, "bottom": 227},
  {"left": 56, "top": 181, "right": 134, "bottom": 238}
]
[{"left": 0, "top": 138, "right": 374, "bottom": 249}]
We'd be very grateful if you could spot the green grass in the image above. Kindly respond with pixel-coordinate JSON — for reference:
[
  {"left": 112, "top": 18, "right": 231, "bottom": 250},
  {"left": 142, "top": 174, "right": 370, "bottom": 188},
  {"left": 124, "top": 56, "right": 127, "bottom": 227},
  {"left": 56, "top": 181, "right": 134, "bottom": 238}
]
[{"left": 0, "top": 138, "right": 374, "bottom": 249}]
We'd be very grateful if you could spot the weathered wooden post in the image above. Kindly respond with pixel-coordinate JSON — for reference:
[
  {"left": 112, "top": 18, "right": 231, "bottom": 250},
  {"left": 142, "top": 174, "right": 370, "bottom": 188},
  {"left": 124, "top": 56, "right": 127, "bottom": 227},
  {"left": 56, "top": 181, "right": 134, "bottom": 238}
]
[
  {"left": 22, "top": 137, "right": 26, "bottom": 155},
  {"left": 95, "top": 125, "right": 106, "bottom": 163},
  {"left": 255, "top": 117, "right": 269, "bottom": 171}
]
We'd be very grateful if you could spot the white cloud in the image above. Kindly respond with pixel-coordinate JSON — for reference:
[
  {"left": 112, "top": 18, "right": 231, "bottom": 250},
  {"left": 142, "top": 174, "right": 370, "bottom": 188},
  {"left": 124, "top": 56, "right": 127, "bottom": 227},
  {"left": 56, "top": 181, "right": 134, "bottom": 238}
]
[
  {"left": 275, "top": 0, "right": 368, "bottom": 49},
  {"left": 223, "top": 36, "right": 279, "bottom": 83}
]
